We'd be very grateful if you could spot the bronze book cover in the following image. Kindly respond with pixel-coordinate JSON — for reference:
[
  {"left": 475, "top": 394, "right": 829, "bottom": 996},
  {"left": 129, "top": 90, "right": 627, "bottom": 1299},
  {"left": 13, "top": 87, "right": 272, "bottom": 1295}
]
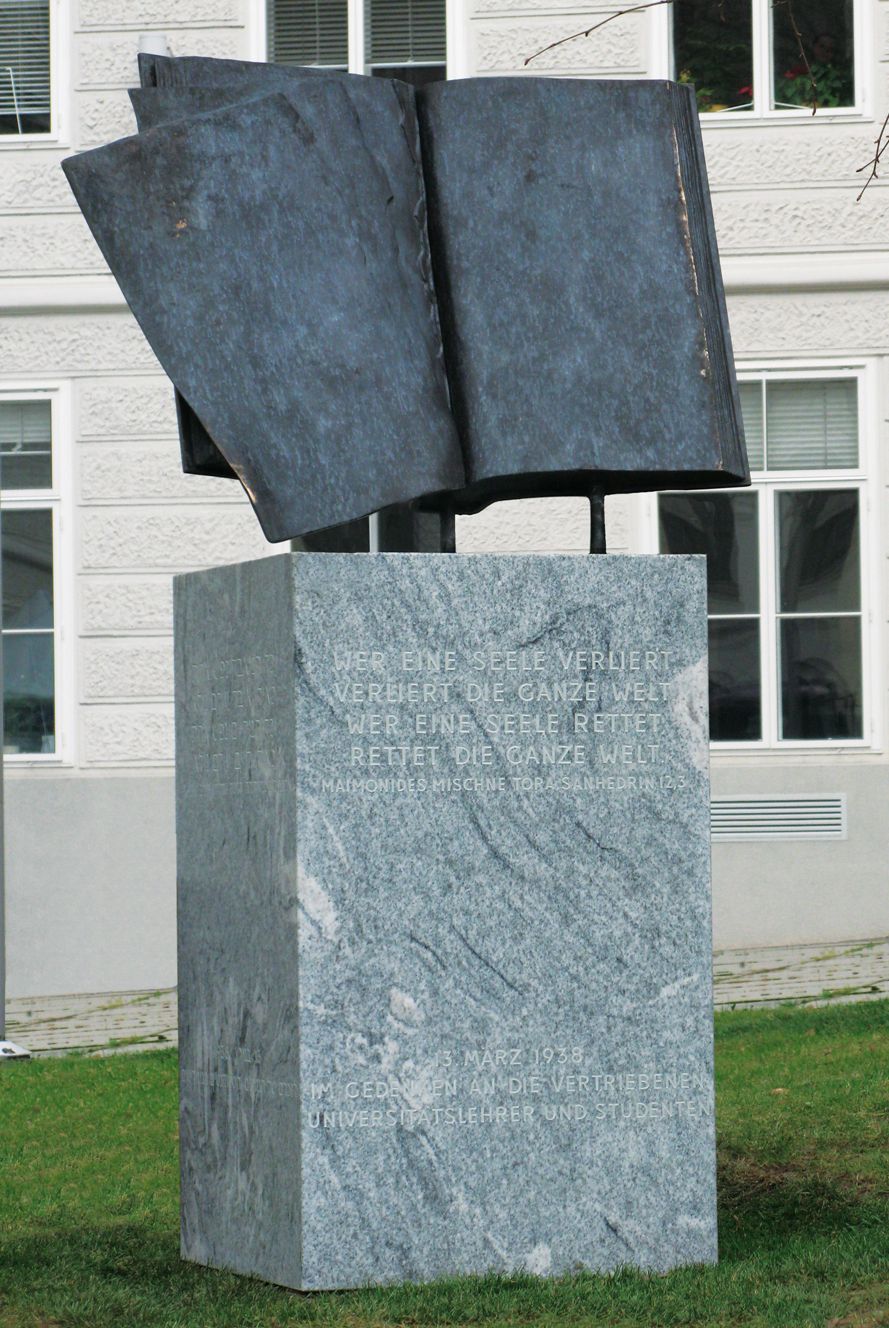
[{"left": 63, "top": 55, "right": 748, "bottom": 544}]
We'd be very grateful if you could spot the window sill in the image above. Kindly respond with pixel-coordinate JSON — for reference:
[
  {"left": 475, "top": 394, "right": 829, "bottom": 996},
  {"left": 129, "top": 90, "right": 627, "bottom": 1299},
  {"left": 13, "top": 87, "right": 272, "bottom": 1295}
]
[
  {"left": 710, "top": 741, "right": 882, "bottom": 758},
  {"left": 0, "top": 133, "right": 68, "bottom": 150},
  {"left": 3, "top": 755, "right": 72, "bottom": 768},
  {"left": 699, "top": 107, "right": 869, "bottom": 129}
]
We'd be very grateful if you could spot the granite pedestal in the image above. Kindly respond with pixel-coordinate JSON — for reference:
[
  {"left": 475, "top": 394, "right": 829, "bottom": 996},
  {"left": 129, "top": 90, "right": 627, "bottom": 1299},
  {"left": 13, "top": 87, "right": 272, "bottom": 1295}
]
[{"left": 174, "top": 553, "right": 716, "bottom": 1290}]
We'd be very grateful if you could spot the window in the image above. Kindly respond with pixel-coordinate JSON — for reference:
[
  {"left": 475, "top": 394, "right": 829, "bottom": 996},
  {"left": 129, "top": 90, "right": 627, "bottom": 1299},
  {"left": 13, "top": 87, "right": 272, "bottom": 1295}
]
[
  {"left": 0, "top": 0, "right": 51, "bottom": 135},
  {"left": 1, "top": 396, "right": 61, "bottom": 757},
  {"left": 673, "top": 0, "right": 857, "bottom": 115},
  {"left": 268, "top": 0, "right": 447, "bottom": 86},
  {"left": 659, "top": 372, "right": 869, "bottom": 746}
]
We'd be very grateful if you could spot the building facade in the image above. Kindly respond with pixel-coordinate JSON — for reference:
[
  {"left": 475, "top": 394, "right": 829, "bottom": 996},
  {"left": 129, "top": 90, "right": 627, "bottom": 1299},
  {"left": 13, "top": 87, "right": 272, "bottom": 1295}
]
[{"left": 2, "top": 0, "right": 887, "bottom": 998}]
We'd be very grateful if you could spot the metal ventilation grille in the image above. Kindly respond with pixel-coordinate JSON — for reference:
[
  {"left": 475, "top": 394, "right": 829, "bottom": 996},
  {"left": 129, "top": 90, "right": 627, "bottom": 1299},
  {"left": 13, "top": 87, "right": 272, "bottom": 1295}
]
[{"left": 711, "top": 795, "right": 847, "bottom": 841}]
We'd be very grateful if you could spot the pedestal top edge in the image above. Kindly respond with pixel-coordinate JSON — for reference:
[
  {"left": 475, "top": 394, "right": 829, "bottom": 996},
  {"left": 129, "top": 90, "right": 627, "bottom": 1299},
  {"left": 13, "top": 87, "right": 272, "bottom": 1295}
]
[{"left": 172, "top": 551, "right": 706, "bottom": 591}]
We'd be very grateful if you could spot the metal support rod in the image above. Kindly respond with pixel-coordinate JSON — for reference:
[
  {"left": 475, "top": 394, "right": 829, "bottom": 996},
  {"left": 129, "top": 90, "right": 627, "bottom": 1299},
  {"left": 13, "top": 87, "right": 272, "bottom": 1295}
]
[
  {"left": 440, "top": 507, "right": 456, "bottom": 554},
  {"left": 589, "top": 487, "right": 607, "bottom": 555}
]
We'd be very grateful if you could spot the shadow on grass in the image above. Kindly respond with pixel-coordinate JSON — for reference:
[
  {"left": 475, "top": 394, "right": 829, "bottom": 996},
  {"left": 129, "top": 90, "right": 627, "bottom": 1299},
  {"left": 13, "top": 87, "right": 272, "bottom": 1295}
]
[
  {"left": 716, "top": 1153, "right": 885, "bottom": 1256},
  {"left": 3, "top": 1162, "right": 887, "bottom": 1328}
]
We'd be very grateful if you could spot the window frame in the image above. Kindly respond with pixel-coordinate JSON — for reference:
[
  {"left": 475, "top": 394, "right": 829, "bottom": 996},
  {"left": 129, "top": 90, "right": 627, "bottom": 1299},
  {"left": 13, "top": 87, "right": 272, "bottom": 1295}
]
[
  {"left": 644, "top": 362, "right": 880, "bottom": 754},
  {"left": 260, "top": 0, "right": 458, "bottom": 77},
  {"left": 660, "top": 0, "right": 869, "bottom": 124},
  {"left": 1, "top": 383, "right": 74, "bottom": 766},
  {"left": 0, "top": 0, "right": 69, "bottom": 149}
]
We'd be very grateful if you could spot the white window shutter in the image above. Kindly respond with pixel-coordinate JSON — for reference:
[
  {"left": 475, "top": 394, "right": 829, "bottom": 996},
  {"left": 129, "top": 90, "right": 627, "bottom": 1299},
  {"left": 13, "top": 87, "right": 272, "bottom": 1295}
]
[
  {"left": 766, "top": 379, "right": 858, "bottom": 471},
  {"left": 0, "top": 0, "right": 50, "bottom": 126},
  {"left": 368, "top": 0, "right": 446, "bottom": 65},
  {"left": 0, "top": 401, "right": 51, "bottom": 454},
  {"left": 269, "top": 0, "right": 349, "bottom": 68}
]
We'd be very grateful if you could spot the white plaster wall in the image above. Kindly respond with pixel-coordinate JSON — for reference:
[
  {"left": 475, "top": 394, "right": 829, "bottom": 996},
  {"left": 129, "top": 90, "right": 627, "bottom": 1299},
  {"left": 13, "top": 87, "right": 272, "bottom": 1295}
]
[
  {"left": 1, "top": 4, "right": 273, "bottom": 779},
  {"left": 4, "top": 0, "right": 889, "bottom": 998},
  {"left": 457, "top": 0, "right": 889, "bottom": 951},
  {"left": 1, "top": 314, "right": 273, "bottom": 772},
  {"left": 1, "top": 2, "right": 254, "bottom": 276},
  {"left": 457, "top": 494, "right": 634, "bottom": 554},
  {"left": 711, "top": 763, "right": 889, "bottom": 948},
  {"left": 5, "top": 773, "right": 178, "bottom": 997},
  {"left": 5, "top": 0, "right": 889, "bottom": 771},
  {"left": 1, "top": 0, "right": 273, "bottom": 996},
  {"left": 708, "top": 293, "right": 889, "bottom": 944}
]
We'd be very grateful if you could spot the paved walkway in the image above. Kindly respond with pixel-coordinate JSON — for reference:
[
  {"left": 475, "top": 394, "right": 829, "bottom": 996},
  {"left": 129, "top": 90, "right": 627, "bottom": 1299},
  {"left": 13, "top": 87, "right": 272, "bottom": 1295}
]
[
  {"left": 5, "top": 936, "right": 888, "bottom": 1056},
  {"left": 5, "top": 988, "right": 177, "bottom": 1056},
  {"left": 713, "top": 934, "right": 889, "bottom": 1010}
]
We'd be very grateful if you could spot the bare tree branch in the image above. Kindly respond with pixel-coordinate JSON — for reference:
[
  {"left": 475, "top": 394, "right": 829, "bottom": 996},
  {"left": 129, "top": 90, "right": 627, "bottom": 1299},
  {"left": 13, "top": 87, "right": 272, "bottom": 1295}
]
[
  {"left": 772, "top": 0, "right": 817, "bottom": 112},
  {"left": 856, "top": 110, "right": 889, "bottom": 200},
  {"left": 523, "top": 0, "right": 675, "bottom": 68},
  {"left": 524, "top": 0, "right": 883, "bottom": 200}
]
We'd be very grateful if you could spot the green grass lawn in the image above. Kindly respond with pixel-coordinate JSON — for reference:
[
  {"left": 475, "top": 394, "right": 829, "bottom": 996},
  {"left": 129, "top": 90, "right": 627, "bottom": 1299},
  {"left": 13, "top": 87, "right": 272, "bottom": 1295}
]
[{"left": 1, "top": 1000, "right": 887, "bottom": 1328}]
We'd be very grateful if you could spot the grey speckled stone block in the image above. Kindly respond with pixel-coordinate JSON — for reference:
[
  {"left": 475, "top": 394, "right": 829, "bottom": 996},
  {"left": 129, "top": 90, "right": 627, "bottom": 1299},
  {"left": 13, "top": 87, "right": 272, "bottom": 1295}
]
[{"left": 174, "top": 553, "right": 716, "bottom": 1290}]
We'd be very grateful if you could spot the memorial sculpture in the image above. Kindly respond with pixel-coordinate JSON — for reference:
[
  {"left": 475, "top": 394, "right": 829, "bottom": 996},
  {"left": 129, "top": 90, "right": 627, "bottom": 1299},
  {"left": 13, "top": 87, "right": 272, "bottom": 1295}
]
[
  {"left": 63, "top": 58, "right": 749, "bottom": 1291},
  {"left": 64, "top": 56, "right": 747, "bottom": 551}
]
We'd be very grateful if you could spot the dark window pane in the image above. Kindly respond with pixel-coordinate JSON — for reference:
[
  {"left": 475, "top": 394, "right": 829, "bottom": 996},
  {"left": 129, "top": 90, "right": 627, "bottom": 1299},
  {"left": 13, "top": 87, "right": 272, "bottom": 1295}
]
[
  {"left": 0, "top": 400, "right": 52, "bottom": 489},
  {"left": 674, "top": 0, "right": 753, "bottom": 113},
  {"left": 2, "top": 508, "right": 53, "bottom": 628},
  {"left": 738, "top": 381, "right": 764, "bottom": 470},
  {"left": 0, "top": 111, "right": 49, "bottom": 133},
  {"left": 268, "top": 0, "right": 348, "bottom": 67},
  {"left": 3, "top": 631, "right": 54, "bottom": 753},
  {"left": 780, "top": 617, "right": 862, "bottom": 739},
  {"left": 778, "top": 490, "right": 859, "bottom": 614},
  {"left": 772, "top": 0, "right": 854, "bottom": 109},
  {"left": 709, "top": 619, "right": 761, "bottom": 741},
  {"left": 370, "top": 63, "right": 444, "bottom": 86},
  {"left": 659, "top": 491, "right": 759, "bottom": 614}
]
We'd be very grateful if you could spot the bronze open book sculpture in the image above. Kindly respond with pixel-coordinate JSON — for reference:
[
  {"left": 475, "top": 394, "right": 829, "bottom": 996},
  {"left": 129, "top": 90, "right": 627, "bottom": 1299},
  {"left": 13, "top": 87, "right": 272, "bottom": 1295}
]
[{"left": 63, "top": 57, "right": 749, "bottom": 551}]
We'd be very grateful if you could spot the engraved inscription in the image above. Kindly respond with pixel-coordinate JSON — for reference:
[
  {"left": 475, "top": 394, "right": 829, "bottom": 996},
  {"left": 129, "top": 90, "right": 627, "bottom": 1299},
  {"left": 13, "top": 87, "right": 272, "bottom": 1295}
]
[
  {"left": 181, "top": 1054, "right": 711, "bottom": 1130},
  {"left": 301, "top": 1050, "right": 712, "bottom": 1130},
  {"left": 181, "top": 654, "right": 287, "bottom": 785},
  {"left": 313, "top": 644, "right": 687, "bottom": 797}
]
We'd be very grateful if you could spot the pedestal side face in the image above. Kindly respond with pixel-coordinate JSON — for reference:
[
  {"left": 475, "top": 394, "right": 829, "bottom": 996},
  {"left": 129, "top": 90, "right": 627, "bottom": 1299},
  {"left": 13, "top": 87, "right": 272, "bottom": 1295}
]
[
  {"left": 293, "top": 553, "right": 715, "bottom": 1288},
  {"left": 174, "top": 555, "right": 301, "bottom": 1286}
]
